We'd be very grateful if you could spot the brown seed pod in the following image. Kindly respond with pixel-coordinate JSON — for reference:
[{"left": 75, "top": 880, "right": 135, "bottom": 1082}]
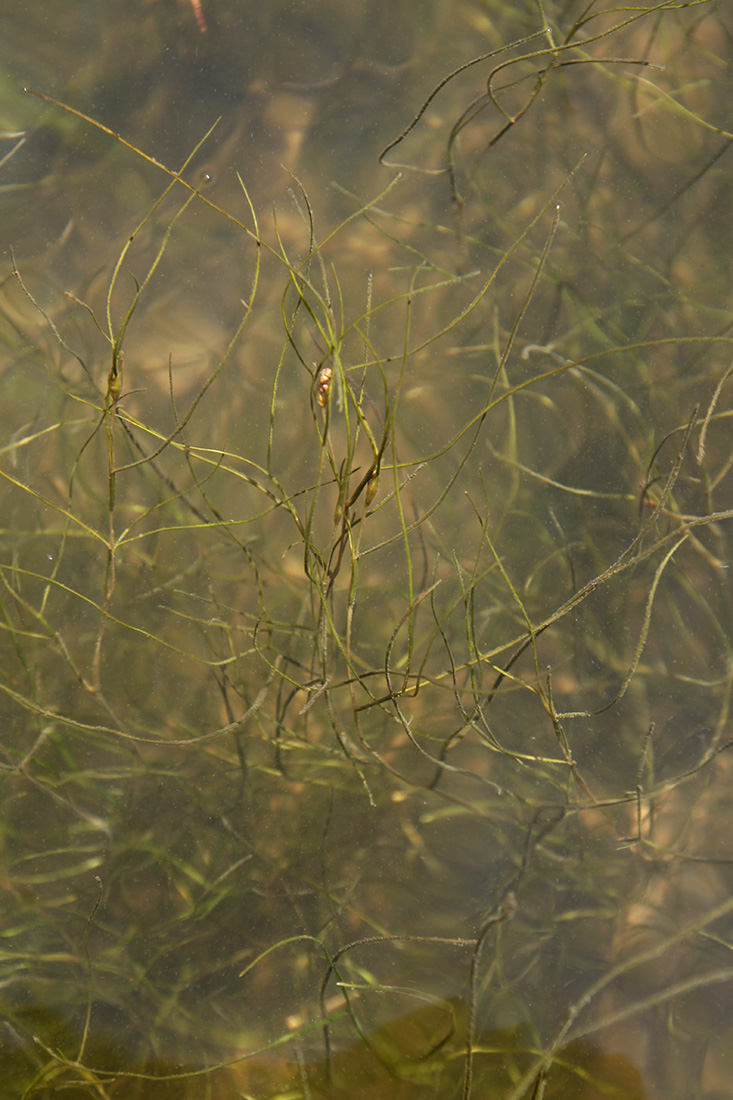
[
  {"left": 365, "top": 469, "right": 379, "bottom": 506},
  {"left": 316, "top": 365, "right": 333, "bottom": 408}
]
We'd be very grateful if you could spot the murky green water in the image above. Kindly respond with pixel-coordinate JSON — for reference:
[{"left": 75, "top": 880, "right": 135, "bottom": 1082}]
[{"left": 2, "top": 2, "right": 733, "bottom": 1098}]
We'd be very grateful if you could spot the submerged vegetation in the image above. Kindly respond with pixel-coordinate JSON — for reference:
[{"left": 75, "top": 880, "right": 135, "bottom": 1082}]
[{"left": 1, "top": 1, "right": 733, "bottom": 1097}]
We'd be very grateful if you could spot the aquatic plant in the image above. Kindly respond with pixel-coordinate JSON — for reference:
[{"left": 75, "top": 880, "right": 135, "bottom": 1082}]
[{"left": 1, "top": 1, "right": 732, "bottom": 1097}]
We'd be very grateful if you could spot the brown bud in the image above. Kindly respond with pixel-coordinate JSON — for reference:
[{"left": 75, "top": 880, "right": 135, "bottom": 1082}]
[{"left": 316, "top": 366, "right": 333, "bottom": 408}]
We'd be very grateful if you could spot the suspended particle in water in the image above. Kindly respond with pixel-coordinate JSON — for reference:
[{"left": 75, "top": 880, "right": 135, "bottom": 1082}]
[{"left": 316, "top": 365, "right": 333, "bottom": 408}]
